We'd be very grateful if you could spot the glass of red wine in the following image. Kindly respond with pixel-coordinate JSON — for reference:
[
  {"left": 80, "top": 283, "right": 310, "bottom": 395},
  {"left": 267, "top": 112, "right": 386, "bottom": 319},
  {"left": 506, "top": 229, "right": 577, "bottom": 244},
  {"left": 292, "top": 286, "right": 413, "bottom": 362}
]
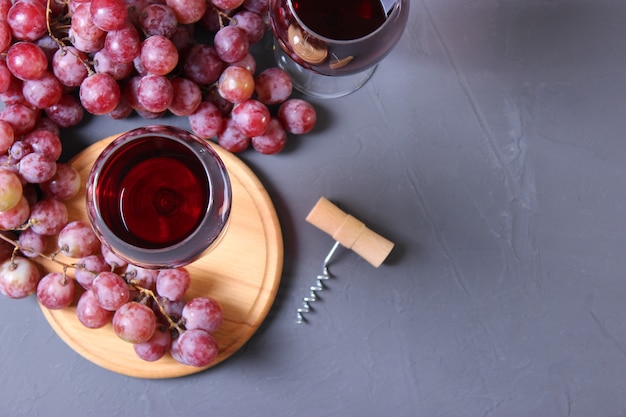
[
  {"left": 269, "top": 0, "right": 409, "bottom": 98},
  {"left": 86, "top": 125, "right": 231, "bottom": 269}
]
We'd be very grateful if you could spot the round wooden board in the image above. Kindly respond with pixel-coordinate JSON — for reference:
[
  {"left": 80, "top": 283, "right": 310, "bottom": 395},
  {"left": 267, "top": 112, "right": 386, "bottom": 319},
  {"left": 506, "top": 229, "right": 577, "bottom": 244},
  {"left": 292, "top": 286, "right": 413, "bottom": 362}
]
[{"left": 38, "top": 134, "right": 283, "bottom": 379}]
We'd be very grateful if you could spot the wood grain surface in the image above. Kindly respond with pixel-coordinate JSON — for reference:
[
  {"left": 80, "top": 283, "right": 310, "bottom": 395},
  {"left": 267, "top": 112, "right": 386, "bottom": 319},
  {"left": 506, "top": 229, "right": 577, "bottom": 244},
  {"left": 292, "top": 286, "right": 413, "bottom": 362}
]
[{"left": 38, "top": 135, "right": 283, "bottom": 379}]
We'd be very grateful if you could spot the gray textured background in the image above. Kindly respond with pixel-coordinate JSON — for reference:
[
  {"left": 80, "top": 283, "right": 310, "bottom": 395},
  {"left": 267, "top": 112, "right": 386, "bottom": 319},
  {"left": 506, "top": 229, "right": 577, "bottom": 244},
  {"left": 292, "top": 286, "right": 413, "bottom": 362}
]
[{"left": 3, "top": 0, "right": 626, "bottom": 416}]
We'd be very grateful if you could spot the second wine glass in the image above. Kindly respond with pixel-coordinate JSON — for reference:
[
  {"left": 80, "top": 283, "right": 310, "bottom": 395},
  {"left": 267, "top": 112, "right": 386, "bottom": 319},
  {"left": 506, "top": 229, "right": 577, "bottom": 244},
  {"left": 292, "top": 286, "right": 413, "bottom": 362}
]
[{"left": 269, "top": 0, "right": 409, "bottom": 98}]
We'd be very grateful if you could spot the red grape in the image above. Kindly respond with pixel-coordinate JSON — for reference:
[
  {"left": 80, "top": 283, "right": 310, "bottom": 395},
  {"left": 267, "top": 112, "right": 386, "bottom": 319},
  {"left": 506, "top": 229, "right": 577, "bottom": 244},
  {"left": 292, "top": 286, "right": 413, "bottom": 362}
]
[
  {"left": 0, "top": 195, "right": 29, "bottom": 230},
  {"left": 137, "top": 74, "right": 174, "bottom": 113},
  {"left": 6, "top": 41, "right": 48, "bottom": 81},
  {"left": 0, "top": 256, "right": 40, "bottom": 299},
  {"left": 166, "top": 0, "right": 206, "bottom": 24},
  {"left": 76, "top": 289, "right": 114, "bottom": 328},
  {"left": 182, "top": 296, "right": 223, "bottom": 333},
  {"left": 218, "top": 65, "right": 255, "bottom": 103},
  {"left": 22, "top": 72, "right": 63, "bottom": 109},
  {"left": 91, "top": 271, "right": 130, "bottom": 311},
  {"left": 134, "top": 326, "right": 171, "bottom": 362},
  {"left": 7, "top": 0, "right": 47, "bottom": 41},
  {"left": 74, "top": 254, "right": 109, "bottom": 290},
  {"left": 52, "top": 46, "right": 90, "bottom": 87},
  {"left": 104, "top": 23, "right": 141, "bottom": 64},
  {"left": 37, "top": 272, "right": 75, "bottom": 310},
  {"left": 188, "top": 101, "right": 223, "bottom": 139},
  {"left": 57, "top": 220, "right": 100, "bottom": 258},
  {"left": 255, "top": 67, "right": 293, "bottom": 105},
  {"left": 79, "top": 73, "right": 121, "bottom": 115},
  {"left": 156, "top": 267, "right": 190, "bottom": 301},
  {"left": 17, "top": 227, "right": 47, "bottom": 258},
  {"left": 18, "top": 152, "right": 57, "bottom": 183},
  {"left": 217, "top": 117, "right": 251, "bottom": 152},
  {"left": 251, "top": 117, "right": 287, "bottom": 154},
  {"left": 232, "top": 99, "right": 270, "bottom": 137},
  {"left": 176, "top": 328, "right": 219, "bottom": 367},
  {"left": 29, "top": 198, "right": 68, "bottom": 236},
  {"left": 90, "top": 0, "right": 128, "bottom": 31},
  {"left": 45, "top": 94, "right": 85, "bottom": 128},
  {"left": 183, "top": 44, "right": 224, "bottom": 86},
  {"left": 112, "top": 301, "right": 157, "bottom": 344},
  {"left": 138, "top": 4, "right": 178, "bottom": 38},
  {"left": 168, "top": 77, "right": 202, "bottom": 116},
  {"left": 214, "top": 26, "right": 249, "bottom": 64},
  {"left": 278, "top": 98, "right": 317, "bottom": 134},
  {"left": 140, "top": 35, "right": 178, "bottom": 75}
]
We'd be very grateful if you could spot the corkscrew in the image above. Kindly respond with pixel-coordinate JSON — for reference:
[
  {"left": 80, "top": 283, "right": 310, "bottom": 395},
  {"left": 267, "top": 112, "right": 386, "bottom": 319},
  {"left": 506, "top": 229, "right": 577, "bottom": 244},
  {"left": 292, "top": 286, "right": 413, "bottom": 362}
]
[{"left": 295, "top": 197, "right": 395, "bottom": 324}]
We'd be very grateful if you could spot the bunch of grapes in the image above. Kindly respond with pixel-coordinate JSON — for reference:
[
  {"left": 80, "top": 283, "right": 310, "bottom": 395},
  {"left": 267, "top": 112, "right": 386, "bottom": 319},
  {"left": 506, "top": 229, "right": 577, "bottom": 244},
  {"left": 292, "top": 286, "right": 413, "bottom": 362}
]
[
  {"left": 0, "top": 0, "right": 322, "bottom": 368},
  {"left": 0, "top": 0, "right": 317, "bottom": 155}
]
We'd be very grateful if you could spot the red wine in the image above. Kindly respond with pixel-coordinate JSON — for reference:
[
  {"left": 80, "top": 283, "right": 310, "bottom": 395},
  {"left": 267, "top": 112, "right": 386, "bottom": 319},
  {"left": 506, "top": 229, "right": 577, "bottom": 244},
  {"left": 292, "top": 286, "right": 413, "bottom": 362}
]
[
  {"left": 292, "top": 0, "right": 387, "bottom": 40},
  {"left": 96, "top": 136, "right": 209, "bottom": 249}
]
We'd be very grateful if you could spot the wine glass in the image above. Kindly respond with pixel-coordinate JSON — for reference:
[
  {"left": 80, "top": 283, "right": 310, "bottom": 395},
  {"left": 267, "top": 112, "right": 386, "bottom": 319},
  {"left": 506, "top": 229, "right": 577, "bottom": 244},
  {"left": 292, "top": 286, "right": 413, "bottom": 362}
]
[
  {"left": 269, "top": 0, "right": 410, "bottom": 98},
  {"left": 86, "top": 125, "right": 231, "bottom": 269}
]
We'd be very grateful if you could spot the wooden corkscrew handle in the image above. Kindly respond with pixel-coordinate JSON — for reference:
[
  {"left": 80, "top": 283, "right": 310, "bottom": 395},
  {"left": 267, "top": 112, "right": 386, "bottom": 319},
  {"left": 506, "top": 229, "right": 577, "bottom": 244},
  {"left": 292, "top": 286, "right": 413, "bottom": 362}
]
[{"left": 305, "top": 197, "right": 395, "bottom": 268}]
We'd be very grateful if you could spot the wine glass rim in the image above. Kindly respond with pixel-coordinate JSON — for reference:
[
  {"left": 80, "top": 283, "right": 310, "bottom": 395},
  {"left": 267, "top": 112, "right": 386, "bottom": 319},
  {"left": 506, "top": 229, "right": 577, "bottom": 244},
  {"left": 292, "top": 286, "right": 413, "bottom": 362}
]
[{"left": 284, "top": 0, "right": 405, "bottom": 44}]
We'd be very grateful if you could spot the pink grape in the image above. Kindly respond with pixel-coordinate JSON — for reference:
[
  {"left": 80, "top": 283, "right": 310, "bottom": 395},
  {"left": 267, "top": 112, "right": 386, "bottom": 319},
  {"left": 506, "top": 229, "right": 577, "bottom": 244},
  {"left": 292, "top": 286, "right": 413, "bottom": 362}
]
[
  {"left": 6, "top": 41, "right": 48, "bottom": 81},
  {"left": 138, "top": 4, "right": 178, "bottom": 38},
  {"left": 112, "top": 301, "right": 157, "bottom": 344},
  {"left": 79, "top": 73, "right": 121, "bottom": 115},
  {"left": 0, "top": 121, "right": 14, "bottom": 155},
  {"left": 140, "top": 35, "right": 178, "bottom": 75},
  {"left": 90, "top": 0, "right": 128, "bottom": 31},
  {"left": 104, "top": 24, "right": 141, "bottom": 64},
  {"left": 18, "top": 228, "right": 46, "bottom": 258},
  {"left": 0, "top": 168, "right": 23, "bottom": 211},
  {"left": 22, "top": 72, "right": 63, "bottom": 109},
  {"left": 230, "top": 10, "right": 266, "bottom": 44},
  {"left": 9, "top": 140, "right": 32, "bottom": 161},
  {"left": 231, "top": 99, "right": 270, "bottom": 137},
  {"left": 278, "top": 98, "right": 317, "bottom": 134},
  {"left": 40, "top": 163, "right": 81, "bottom": 200},
  {"left": 168, "top": 77, "right": 202, "bottom": 116},
  {"left": 125, "top": 264, "right": 158, "bottom": 291},
  {"left": 74, "top": 254, "right": 109, "bottom": 290},
  {"left": 69, "top": 28, "right": 105, "bottom": 53},
  {"left": 188, "top": 101, "right": 223, "bottom": 139},
  {"left": 107, "top": 96, "right": 133, "bottom": 119},
  {"left": 0, "top": 103, "right": 38, "bottom": 136},
  {"left": 182, "top": 296, "right": 223, "bottom": 333},
  {"left": 76, "top": 289, "right": 114, "bottom": 328},
  {"left": 29, "top": 198, "right": 68, "bottom": 236},
  {"left": 0, "top": 77, "right": 27, "bottom": 106},
  {"left": 37, "top": 272, "right": 75, "bottom": 310},
  {"left": 214, "top": 26, "right": 249, "bottom": 64},
  {"left": 45, "top": 94, "right": 85, "bottom": 128},
  {"left": 23, "top": 129, "right": 62, "bottom": 161},
  {"left": 134, "top": 326, "right": 171, "bottom": 362},
  {"left": 0, "top": 20, "right": 11, "bottom": 52},
  {"left": 33, "top": 117, "right": 60, "bottom": 136},
  {"left": 176, "top": 328, "right": 219, "bottom": 367},
  {"left": 182, "top": 44, "right": 223, "bottom": 86},
  {"left": 71, "top": 3, "right": 105, "bottom": 41},
  {"left": 101, "top": 243, "right": 127, "bottom": 268},
  {"left": 251, "top": 117, "right": 287, "bottom": 154},
  {"left": 0, "top": 60, "right": 13, "bottom": 93},
  {"left": 0, "top": 196, "right": 29, "bottom": 230},
  {"left": 217, "top": 117, "right": 251, "bottom": 153},
  {"left": 18, "top": 152, "right": 57, "bottom": 184},
  {"left": 156, "top": 267, "right": 190, "bottom": 301},
  {"left": 255, "top": 67, "right": 293, "bottom": 105},
  {"left": 166, "top": 0, "right": 206, "bottom": 24},
  {"left": 212, "top": 0, "right": 245, "bottom": 10},
  {"left": 232, "top": 53, "right": 257, "bottom": 74},
  {"left": 57, "top": 220, "right": 101, "bottom": 258},
  {"left": 7, "top": 0, "right": 47, "bottom": 41},
  {"left": 52, "top": 46, "right": 90, "bottom": 87},
  {"left": 137, "top": 74, "right": 174, "bottom": 113},
  {"left": 93, "top": 50, "right": 134, "bottom": 80},
  {"left": 0, "top": 256, "right": 40, "bottom": 299},
  {"left": 218, "top": 65, "right": 255, "bottom": 103},
  {"left": 91, "top": 271, "right": 130, "bottom": 311}
]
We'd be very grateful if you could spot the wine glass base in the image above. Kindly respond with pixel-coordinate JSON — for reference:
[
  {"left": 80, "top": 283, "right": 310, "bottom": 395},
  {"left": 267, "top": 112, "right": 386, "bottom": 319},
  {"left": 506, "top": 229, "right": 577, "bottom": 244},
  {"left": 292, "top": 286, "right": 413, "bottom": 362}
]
[{"left": 273, "top": 41, "right": 376, "bottom": 99}]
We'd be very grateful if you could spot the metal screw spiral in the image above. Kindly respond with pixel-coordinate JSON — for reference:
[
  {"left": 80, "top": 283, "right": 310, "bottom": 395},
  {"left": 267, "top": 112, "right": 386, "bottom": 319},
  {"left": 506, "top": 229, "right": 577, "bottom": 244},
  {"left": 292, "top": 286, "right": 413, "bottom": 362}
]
[{"left": 296, "top": 241, "right": 341, "bottom": 324}]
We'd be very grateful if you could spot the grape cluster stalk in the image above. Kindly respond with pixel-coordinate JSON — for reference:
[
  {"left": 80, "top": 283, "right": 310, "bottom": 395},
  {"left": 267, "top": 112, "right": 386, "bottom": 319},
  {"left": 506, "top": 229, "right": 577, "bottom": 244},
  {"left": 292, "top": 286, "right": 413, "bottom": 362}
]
[{"left": 0, "top": 0, "right": 318, "bottom": 367}]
